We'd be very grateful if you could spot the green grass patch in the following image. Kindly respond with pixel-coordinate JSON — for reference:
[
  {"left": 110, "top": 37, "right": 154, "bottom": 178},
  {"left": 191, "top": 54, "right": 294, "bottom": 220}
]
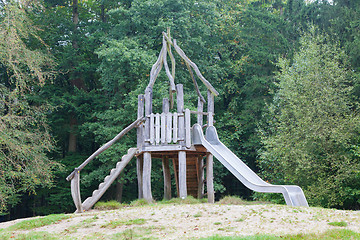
[
  {"left": 7, "top": 214, "right": 70, "bottom": 231},
  {"left": 159, "top": 196, "right": 206, "bottom": 205},
  {"left": 101, "top": 218, "right": 146, "bottom": 229},
  {"left": 199, "top": 229, "right": 360, "bottom": 240},
  {"left": 130, "top": 198, "right": 150, "bottom": 207},
  {"left": 193, "top": 212, "right": 202, "bottom": 218},
  {"left": 94, "top": 200, "right": 125, "bottom": 210},
  {"left": 0, "top": 231, "right": 60, "bottom": 240},
  {"left": 327, "top": 221, "right": 348, "bottom": 227},
  {"left": 218, "top": 196, "right": 269, "bottom": 205},
  {"left": 111, "top": 226, "right": 161, "bottom": 240}
]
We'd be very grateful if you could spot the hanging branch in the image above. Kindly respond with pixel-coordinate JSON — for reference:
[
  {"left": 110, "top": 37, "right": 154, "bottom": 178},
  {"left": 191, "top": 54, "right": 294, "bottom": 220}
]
[{"left": 173, "top": 39, "right": 219, "bottom": 96}]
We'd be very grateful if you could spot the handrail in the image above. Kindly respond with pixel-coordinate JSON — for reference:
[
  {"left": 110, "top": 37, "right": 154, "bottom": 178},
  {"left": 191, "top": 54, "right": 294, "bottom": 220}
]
[{"left": 66, "top": 117, "right": 144, "bottom": 181}]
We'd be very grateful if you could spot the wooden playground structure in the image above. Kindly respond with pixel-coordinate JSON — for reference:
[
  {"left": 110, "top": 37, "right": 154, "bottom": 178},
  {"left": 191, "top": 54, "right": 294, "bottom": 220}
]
[{"left": 67, "top": 31, "right": 219, "bottom": 212}]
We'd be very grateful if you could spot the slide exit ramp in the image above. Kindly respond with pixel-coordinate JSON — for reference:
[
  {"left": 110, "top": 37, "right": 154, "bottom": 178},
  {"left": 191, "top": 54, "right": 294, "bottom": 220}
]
[{"left": 192, "top": 124, "right": 309, "bottom": 207}]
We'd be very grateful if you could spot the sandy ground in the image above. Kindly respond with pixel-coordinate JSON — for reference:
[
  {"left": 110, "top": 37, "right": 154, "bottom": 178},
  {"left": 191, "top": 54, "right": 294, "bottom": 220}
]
[{"left": 1, "top": 203, "right": 360, "bottom": 239}]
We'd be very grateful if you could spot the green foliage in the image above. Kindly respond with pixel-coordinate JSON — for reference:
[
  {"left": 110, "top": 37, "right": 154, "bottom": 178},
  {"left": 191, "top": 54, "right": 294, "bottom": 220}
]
[
  {"left": 258, "top": 27, "right": 360, "bottom": 209},
  {"left": 328, "top": 221, "right": 348, "bottom": 227}
]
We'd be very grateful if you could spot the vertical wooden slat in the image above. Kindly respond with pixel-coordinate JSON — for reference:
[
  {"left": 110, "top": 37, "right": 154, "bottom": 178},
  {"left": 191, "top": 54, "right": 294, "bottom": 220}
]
[
  {"left": 166, "top": 112, "right": 172, "bottom": 143},
  {"left": 150, "top": 113, "right": 155, "bottom": 145},
  {"left": 136, "top": 156, "right": 143, "bottom": 199},
  {"left": 185, "top": 108, "right": 191, "bottom": 148},
  {"left": 173, "top": 112, "right": 178, "bottom": 143},
  {"left": 207, "top": 90, "right": 214, "bottom": 127},
  {"left": 197, "top": 156, "right": 204, "bottom": 199},
  {"left": 155, "top": 113, "right": 160, "bottom": 145},
  {"left": 161, "top": 112, "right": 166, "bottom": 144},
  {"left": 172, "top": 158, "right": 179, "bottom": 197},
  {"left": 162, "top": 156, "right": 171, "bottom": 200},
  {"left": 163, "top": 98, "right": 169, "bottom": 113},
  {"left": 177, "top": 84, "right": 185, "bottom": 145},
  {"left": 206, "top": 154, "right": 214, "bottom": 203},
  {"left": 143, "top": 152, "right": 153, "bottom": 202},
  {"left": 197, "top": 97, "right": 203, "bottom": 126},
  {"left": 178, "top": 151, "right": 187, "bottom": 199},
  {"left": 144, "top": 87, "right": 152, "bottom": 146}
]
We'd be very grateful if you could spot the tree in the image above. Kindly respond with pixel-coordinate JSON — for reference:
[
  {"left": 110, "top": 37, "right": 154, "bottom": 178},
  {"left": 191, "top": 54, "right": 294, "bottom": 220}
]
[
  {"left": 258, "top": 27, "right": 360, "bottom": 209},
  {"left": 0, "top": 0, "right": 59, "bottom": 213}
]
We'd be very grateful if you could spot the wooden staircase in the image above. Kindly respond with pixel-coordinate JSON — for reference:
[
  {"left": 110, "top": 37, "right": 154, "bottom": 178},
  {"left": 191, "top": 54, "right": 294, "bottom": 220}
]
[{"left": 72, "top": 148, "right": 138, "bottom": 213}]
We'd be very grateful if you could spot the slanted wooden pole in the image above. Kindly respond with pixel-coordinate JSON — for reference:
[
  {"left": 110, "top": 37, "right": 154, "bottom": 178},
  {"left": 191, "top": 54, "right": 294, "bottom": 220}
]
[
  {"left": 162, "top": 98, "right": 171, "bottom": 200},
  {"left": 143, "top": 87, "right": 153, "bottom": 202},
  {"left": 177, "top": 84, "right": 187, "bottom": 199},
  {"left": 137, "top": 94, "right": 144, "bottom": 199},
  {"left": 206, "top": 90, "right": 215, "bottom": 203}
]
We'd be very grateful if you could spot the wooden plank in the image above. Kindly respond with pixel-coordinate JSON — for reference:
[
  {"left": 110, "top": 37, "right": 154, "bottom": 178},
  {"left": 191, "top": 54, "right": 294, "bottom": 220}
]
[
  {"left": 150, "top": 113, "right": 155, "bottom": 145},
  {"left": 162, "top": 156, "right": 171, "bottom": 200},
  {"left": 137, "top": 94, "right": 144, "bottom": 149},
  {"left": 144, "top": 87, "right": 152, "bottom": 146},
  {"left": 137, "top": 156, "right": 143, "bottom": 199},
  {"left": 163, "top": 98, "right": 169, "bottom": 113},
  {"left": 161, "top": 112, "right": 166, "bottom": 144},
  {"left": 166, "top": 112, "right": 172, "bottom": 143},
  {"left": 155, "top": 113, "right": 160, "bottom": 145},
  {"left": 197, "top": 97, "right": 203, "bottom": 126},
  {"left": 172, "top": 158, "right": 179, "bottom": 197},
  {"left": 206, "top": 154, "right": 214, "bottom": 203},
  {"left": 177, "top": 84, "right": 185, "bottom": 146},
  {"left": 178, "top": 151, "right": 187, "bottom": 199},
  {"left": 207, "top": 90, "right": 214, "bottom": 127},
  {"left": 70, "top": 169, "right": 83, "bottom": 213},
  {"left": 143, "top": 152, "right": 153, "bottom": 202},
  {"left": 197, "top": 156, "right": 204, "bottom": 199},
  {"left": 185, "top": 109, "right": 191, "bottom": 148},
  {"left": 173, "top": 112, "right": 178, "bottom": 143}
]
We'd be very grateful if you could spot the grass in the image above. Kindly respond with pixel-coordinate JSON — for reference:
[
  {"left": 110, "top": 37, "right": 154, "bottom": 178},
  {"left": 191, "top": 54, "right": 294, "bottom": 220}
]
[
  {"left": 159, "top": 196, "right": 207, "bottom": 205},
  {"left": 94, "top": 200, "right": 125, "bottom": 210},
  {"left": 0, "top": 231, "right": 61, "bottom": 240},
  {"left": 199, "top": 229, "right": 360, "bottom": 240},
  {"left": 327, "top": 221, "right": 348, "bottom": 227},
  {"left": 7, "top": 214, "right": 71, "bottom": 231},
  {"left": 101, "top": 218, "right": 146, "bottom": 229},
  {"left": 218, "top": 196, "right": 269, "bottom": 205}
]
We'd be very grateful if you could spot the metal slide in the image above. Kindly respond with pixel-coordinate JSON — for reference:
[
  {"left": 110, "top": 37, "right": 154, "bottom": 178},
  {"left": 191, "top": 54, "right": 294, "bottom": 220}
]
[{"left": 192, "top": 124, "right": 309, "bottom": 207}]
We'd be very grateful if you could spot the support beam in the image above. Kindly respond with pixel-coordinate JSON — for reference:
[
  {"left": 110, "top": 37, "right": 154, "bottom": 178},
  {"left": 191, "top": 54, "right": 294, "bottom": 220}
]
[
  {"left": 162, "top": 156, "right": 171, "bottom": 200},
  {"left": 144, "top": 87, "right": 152, "bottom": 146},
  {"left": 143, "top": 152, "right": 153, "bottom": 202},
  {"left": 136, "top": 156, "right": 143, "bottom": 199},
  {"left": 197, "top": 156, "right": 204, "bottom": 199},
  {"left": 177, "top": 84, "right": 185, "bottom": 146},
  {"left": 206, "top": 154, "right": 214, "bottom": 203},
  {"left": 179, "top": 151, "right": 187, "bottom": 199}
]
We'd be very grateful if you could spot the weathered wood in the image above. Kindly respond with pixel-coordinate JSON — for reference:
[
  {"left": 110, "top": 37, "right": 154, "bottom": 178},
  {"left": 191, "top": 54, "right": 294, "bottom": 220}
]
[
  {"left": 66, "top": 117, "right": 143, "bottom": 181},
  {"left": 144, "top": 87, "right": 152, "bottom": 146},
  {"left": 206, "top": 154, "right": 215, "bottom": 203},
  {"left": 177, "top": 84, "right": 185, "bottom": 146},
  {"left": 185, "top": 108, "right": 191, "bottom": 148},
  {"left": 71, "top": 169, "right": 83, "bottom": 213},
  {"left": 197, "top": 156, "right": 204, "bottom": 199},
  {"left": 155, "top": 113, "right": 160, "bottom": 145},
  {"left": 185, "top": 61, "right": 206, "bottom": 103},
  {"left": 173, "top": 39, "right": 219, "bottom": 96},
  {"left": 163, "top": 98, "right": 170, "bottom": 113},
  {"left": 197, "top": 98, "right": 204, "bottom": 127},
  {"left": 161, "top": 112, "right": 166, "bottom": 144},
  {"left": 172, "top": 158, "right": 180, "bottom": 197},
  {"left": 150, "top": 113, "right": 155, "bottom": 145},
  {"left": 137, "top": 94, "right": 145, "bottom": 149},
  {"left": 165, "top": 29, "right": 176, "bottom": 109},
  {"left": 137, "top": 156, "right": 143, "bottom": 199},
  {"left": 147, "top": 42, "right": 165, "bottom": 89},
  {"left": 162, "top": 36, "right": 176, "bottom": 93},
  {"left": 179, "top": 151, "right": 187, "bottom": 199},
  {"left": 162, "top": 156, "right": 171, "bottom": 200},
  {"left": 207, "top": 90, "right": 214, "bottom": 127},
  {"left": 166, "top": 112, "right": 172, "bottom": 143},
  {"left": 173, "top": 112, "right": 178, "bottom": 143},
  {"left": 143, "top": 152, "right": 153, "bottom": 202}
]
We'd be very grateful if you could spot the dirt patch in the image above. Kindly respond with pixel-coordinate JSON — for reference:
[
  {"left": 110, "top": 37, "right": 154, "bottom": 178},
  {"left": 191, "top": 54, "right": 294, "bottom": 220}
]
[{"left": 1, "top": 204, "right": 359, "bottom": 239}]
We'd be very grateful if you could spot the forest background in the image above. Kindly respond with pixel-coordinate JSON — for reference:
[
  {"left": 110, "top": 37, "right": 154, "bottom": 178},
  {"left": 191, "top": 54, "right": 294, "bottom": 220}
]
[{"left": 0, "top": 0, "right": 359, "bottom": 221}]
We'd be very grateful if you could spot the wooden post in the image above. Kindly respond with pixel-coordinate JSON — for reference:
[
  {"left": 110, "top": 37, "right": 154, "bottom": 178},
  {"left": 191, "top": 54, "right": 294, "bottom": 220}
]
[
  {"left": 197, "top": 156, "right": 204, "bottom": 199},
  {"left": 143, "top": 88, "right": 153, "bottom": 202},
  {"left": 177, "top": 84, "right": 185, "bottom": 145},
  {"left": 206, "top": 90, "right": 215, "bottom": 203},
  {"left": 162, "top": 156, "right": 171, "bottom": 200},
  {"left": 144, "top": 87, "right": 152, "bottom": 146},
  {"left": 162, "top": 99, "right": 171, "bottom": 200},
  {"left": 71, "top": 168, "right": 83, "bottom": 213},
  {"left": 137, "top": 94, "right": 144, "bottom": 199},
  {"left": 197, "top": 97, "right": 203, "bottom": 126},
  {"left": 177, "top": 84, "right": 187, "bottom": 199},
  {"left": 143, "top": 152, "right": 153, "bottom": 202},
  {"left": 178, "top": 151, "right": 187, "bottom": 199}
]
